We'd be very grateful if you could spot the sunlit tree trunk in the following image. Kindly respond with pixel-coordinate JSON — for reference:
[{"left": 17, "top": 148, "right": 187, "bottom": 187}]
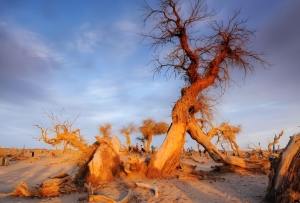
[
  {"left": 147, "top": 122, "right": 186, "bottom": 177},
  {"left": 266, "top": 133, "right": 300, "bottom": 203},
  {"left": 125, "top": 134, "right": 130, "bottom": 149},
  {"left": 146, "top": 134, "right": 153, "bottom": 152}
]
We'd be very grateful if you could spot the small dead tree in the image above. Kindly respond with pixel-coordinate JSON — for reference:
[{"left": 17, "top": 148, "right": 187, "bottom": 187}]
[
  {"left": 34, "top": 110, "right": 88, "bottom": 152},
  {"left": 99, "top": 123, "right": 113, "bottom": 138},
  {"left": 139, "top": 118, "right": 169, "bottom": 152},
  {"left": 247, "top": 142, "right": 268, "bottom": 160},
  {"left": 268, "top": 130, "right": 284, "bottom": 153},
  {"left": 217, "top": 122, "right": 242, "bottom": 157},
  {"left": 120, "top": 123, "right": 136, "bottom": 150}
]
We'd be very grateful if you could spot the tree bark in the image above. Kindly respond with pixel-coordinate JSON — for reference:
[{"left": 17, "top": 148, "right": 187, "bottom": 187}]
[
  {"left": 147, "top": 135, "right": 153, "bottom": 152},
  {"left": 265, "top": 133, "right": 300, "bottom": 203},
  {"left": 187, "top": 119, "right": 263, "bottom": 169},
  {"left": 74, "top": 141, "right": 99, "bottom": 186},
  {"left": 125, "top": 134, "right": 130, "bottom": 149},
  {"left": 147, "top": 122, "right": 186, "bottom": 178},
  {"left": 86, "top": 142, "right": 121, "bottom": 183}
]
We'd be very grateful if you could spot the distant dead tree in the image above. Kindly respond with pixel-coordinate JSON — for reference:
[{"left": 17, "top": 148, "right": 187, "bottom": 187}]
[
  {"left": 33, "top": 109, "right": 88, "bottom": 151},
  {"left": 99, "top": 123, "right": 113, "bottom": 138},
  {"left": 267, "top": 130, "right": 284, "bottom": 153},
  {"left": 247, "top": 142, "right": 268, "bottom": 160},
  {"left": 120, "top": 122, "right": 136, "bottom": 149},
  {"left": 139, "top": 118, "right": 169, "bottom": 152},
  {"left": 141, "top": 0, "right": 268, "bottom": 177},
  {"left": 217, "top": 123, "right": 242, "bottom": 157}
]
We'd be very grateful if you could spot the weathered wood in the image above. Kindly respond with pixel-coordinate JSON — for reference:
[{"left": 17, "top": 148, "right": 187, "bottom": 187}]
[
  {"left": 75, "top": 141, "right": 99, "bottom": 186},
  {"left": 265, "top": 133, "right": 300, "bottom": 203},
  {"left": 89, "top": 190, "right": 133, "bottom": 203},
  {"left": 86, "top": 141, "right": 121, "bottom": 183},
  {"left": 187, "top": 119, "right": 264, "bottom": 169},
  {"left": 136, "top": 183, "right": 159, "bottom": 197},
  {"left": 147, "top": 122, "right": 186, "bottom": 178},
  {"left": 12, "top": 173, "right": 76, "bottom": 197}
]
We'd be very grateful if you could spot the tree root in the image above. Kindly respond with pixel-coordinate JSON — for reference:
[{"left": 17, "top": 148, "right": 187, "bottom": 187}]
[
  {"left": 136, "top": 182, "right": 159, "bottom": 197},
  {"left": 88, "top": 190, "right": 133, "bottom": 203},
  {"left": 84, "top": 182, "right": 133, "bottom": 203},
  {"left": 0, "top": 193, "right": 13, "bottom": 197}
]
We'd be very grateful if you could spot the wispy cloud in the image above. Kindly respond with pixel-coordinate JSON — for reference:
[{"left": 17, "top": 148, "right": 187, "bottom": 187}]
[
  {"left": 0, "top": 22, "right": 68, "bottom": 106},
  {"left": 76, "top": 24, "right": 103, "bottom": 52},
  {"left": 75, "top": 20, "right": 139, "bottom": 57}
]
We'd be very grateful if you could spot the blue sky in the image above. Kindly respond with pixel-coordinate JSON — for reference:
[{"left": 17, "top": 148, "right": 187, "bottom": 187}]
[{"left": 0, "top": 0, "right": 299, "bottom": 151}]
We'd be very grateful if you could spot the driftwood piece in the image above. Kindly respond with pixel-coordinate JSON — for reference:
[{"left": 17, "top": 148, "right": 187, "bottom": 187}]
[
  {"left": 39, "top": 175, "right": 77, "bottom": 196},
  {"left": 136, "top": 183, "right": 159, "bottom": 198},
  {"left": 12, "top": 181, "right": 40, "bottom": 197},
  {"left": 88, "top": 190, "right": 133, "bottom": 203}
]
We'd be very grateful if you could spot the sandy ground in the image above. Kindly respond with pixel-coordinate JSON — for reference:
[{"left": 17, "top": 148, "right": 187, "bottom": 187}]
[{"left": 0, "top": 151, "right": 269, "bottom": 203}]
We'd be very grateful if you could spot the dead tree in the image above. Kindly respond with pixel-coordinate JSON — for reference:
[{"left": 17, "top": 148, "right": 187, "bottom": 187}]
[
  {"left": 99, "top": 123, "right": 113, "bottom": 138},
  {"left": 141, "top": 0, "right": 268, "bottom": 177},
  {"left": 139, "top": 118, "right": 168, "bottom": 152},
  {"left": 247, "top": 142, "right": 268, "bottom": 160},
  {"left": 266, "top": 133, "right": 300, "bottom": 203},
  {"left": 268, "top": 130, "right": 284, "bottom": 153},
  {"left": 33, "top": 110, "right": 88, "bottom": 151},
  {"left": 120, "top": 122, "right": 136, "bottom": 149}
]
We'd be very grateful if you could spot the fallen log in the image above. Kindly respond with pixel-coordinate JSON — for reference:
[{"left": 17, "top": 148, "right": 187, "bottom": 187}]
[{"left": 11, "top": 173, "right": 77, "bottom": 197}]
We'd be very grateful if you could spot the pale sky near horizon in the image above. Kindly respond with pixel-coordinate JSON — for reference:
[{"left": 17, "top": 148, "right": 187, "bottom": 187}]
[{"left": 0, "top": 0, "right": 299, "bottom": 151}]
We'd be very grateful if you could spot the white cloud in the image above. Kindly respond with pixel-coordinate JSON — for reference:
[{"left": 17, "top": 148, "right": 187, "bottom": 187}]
[{"left": 75, "top": 20, "right": 139, "bottom": 57}]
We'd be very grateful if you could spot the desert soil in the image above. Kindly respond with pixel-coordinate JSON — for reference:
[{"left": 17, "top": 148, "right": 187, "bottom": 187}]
[{"left": 0, "top": 150, "right": 269, "bottom": 203}]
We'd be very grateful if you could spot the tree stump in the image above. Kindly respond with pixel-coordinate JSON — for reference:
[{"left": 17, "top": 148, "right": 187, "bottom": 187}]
[
  {"left": 266, "top": 133, "right": 300, "bottom": 203},
  {"left": 86, "top": 142, "right": 121, "bottom": 183},
  {"left": 74, "top": 141, "right": 99, "bottom": 186}
]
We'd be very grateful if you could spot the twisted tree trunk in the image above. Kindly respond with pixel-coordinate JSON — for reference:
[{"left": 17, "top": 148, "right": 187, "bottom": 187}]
[{"left": 266, "top": 133, "right": 300, "bottom": 203}]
